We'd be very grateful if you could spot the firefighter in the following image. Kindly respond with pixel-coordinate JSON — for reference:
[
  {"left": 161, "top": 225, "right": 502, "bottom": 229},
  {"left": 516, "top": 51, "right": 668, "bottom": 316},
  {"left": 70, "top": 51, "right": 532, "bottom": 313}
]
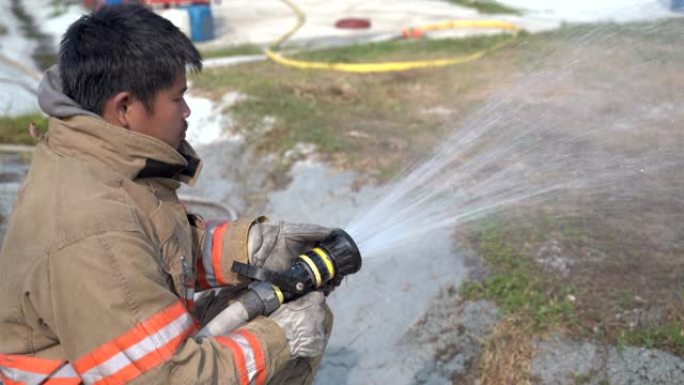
[{"left": 0, "top": 4, "right": 333, "bottom": 384}]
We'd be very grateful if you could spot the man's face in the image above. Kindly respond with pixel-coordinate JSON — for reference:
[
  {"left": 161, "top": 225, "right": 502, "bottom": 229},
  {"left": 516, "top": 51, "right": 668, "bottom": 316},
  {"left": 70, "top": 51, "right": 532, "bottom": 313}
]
[{"left": 127, "top": 72, "right": 190, "bottom": 149}]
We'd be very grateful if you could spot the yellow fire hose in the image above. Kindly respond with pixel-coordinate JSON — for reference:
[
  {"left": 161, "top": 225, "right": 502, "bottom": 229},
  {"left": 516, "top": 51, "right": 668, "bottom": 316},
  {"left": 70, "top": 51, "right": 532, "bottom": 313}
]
[{"left": 266, "top": 0, "right": 522, "bottom": 73}]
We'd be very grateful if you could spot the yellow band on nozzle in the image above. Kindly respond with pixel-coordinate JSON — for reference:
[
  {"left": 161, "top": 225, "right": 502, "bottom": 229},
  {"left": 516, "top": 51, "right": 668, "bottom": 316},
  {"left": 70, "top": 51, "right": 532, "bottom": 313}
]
[
  {"left": 272, "top": 285, "right": 284, "bottom": 304},
  {"left": 298, "top": 254, "right": 323, "bottom": 287},
  {"left": 312, "top": 247, "right": 335, "bottom": 278}
]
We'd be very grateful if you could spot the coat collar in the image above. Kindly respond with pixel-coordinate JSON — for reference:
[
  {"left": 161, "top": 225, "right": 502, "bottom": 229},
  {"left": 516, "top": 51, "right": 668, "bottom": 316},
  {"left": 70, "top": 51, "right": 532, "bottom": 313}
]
[{"left": 46, "top": 115, "right": 202, "bottom": 186}]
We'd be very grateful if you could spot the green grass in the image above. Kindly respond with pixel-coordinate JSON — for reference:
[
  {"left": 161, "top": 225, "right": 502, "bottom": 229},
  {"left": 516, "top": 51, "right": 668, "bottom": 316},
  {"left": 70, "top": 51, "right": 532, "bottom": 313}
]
[
  {"left": 460, "top": 214, "right": 684, "bottom": 356},
  {"left": 190, "top": 34, "right": 517, "bottom": 167},
  {"left": 573, "top": 374, "right": 592, "bottom": 385},
  {"left": 447, "top": 0, "right": 521, "bottom": 15},
  {"left": 194, "top": 66, "right": 354, "bottom": 156},
  {"left": 0, "top": 113, "right": 48, "bottom": 145},
  {"left": 618, "top": 322, "right": 684, "bottom": 356},
  {"left": 47, "top": 0, "right": 69, "bottom": 18},
  {"left": 200, "top": 44, "right": 263, "bottom": 59},
  {"left": 294, "top": 34, "right": 516, "bottom": 63},
  {"left": 460, "top": 220, "right": 579, "bottom": 330}
]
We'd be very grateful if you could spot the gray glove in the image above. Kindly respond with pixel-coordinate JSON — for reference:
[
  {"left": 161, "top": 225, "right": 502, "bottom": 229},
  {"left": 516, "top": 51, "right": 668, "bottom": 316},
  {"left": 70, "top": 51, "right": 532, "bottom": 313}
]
[
  {"left": 269, "top": 291, "right": 328, "bottom": 357},
  {"left": 247, "top": 217, "right": 332, "bottom": 272}
]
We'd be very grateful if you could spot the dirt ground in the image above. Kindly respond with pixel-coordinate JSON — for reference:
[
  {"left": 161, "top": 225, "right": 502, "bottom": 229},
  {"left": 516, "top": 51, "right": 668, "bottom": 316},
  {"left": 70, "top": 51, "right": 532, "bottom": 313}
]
[
  {"left": 464, "top": 19, "right": 684, "bottom": 346},
  {"left": 398, "top": 19, "right": 684, "bottom": 384}
]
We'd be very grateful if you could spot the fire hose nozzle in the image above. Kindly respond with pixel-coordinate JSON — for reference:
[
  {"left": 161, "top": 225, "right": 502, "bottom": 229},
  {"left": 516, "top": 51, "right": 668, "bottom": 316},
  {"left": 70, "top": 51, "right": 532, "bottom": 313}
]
[
  {"left": 231, "top": 228, "right": 362, "bottom": 298},
  {"left": 198, "top": 229, "right": 362, "bottom": 337}
]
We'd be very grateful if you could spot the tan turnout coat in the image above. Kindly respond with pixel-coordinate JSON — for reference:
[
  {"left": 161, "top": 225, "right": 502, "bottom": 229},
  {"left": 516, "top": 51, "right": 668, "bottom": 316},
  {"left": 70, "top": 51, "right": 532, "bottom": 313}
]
[{"left": 0, "top": 115, "right": 293, "bottom": 384}]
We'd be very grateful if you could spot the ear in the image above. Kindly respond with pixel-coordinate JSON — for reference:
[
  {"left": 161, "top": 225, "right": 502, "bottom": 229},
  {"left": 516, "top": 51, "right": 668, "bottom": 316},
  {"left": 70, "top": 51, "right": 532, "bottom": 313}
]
[{"left": 101, "top": 92, "right": 133, "bottom": 128}]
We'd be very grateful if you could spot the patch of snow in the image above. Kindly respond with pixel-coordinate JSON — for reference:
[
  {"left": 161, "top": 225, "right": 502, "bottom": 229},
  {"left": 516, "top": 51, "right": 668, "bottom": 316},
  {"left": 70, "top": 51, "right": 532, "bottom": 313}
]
[
  {"left": 185, "top": 95, "right": 224, "bottom": 146},
  {"left": 38, "top": 4, "right": 88, "bottom": 47},
  {"left": 185, "top": 91, "right": 245, "bottom": 147},
  {"left": 499, "top": 0, "right": 681, "bottom": 22},
  {"left": 0, "top": 0, "right": 40, "bottom": 116},
  {"left": 0, "top": 0, "right": 37, "bottom": 66},
  {"left": 0, "top": 0, "right": 84, "bottom": 116}
]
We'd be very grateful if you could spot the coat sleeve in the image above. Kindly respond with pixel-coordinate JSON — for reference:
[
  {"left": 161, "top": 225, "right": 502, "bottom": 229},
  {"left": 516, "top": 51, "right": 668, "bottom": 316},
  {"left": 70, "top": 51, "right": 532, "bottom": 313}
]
[
  {"left": 43, "top": 229, "right": 291, "bottom": 385},
  {"left": 195, "top": 217, "right": 255, "bottom": 291}
]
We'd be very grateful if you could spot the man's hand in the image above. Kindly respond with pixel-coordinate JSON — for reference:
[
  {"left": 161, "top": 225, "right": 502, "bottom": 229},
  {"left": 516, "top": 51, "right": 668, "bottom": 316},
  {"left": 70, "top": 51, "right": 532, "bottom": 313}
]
[
  {"left": 269, "top": 292, "right": 328, "bottom": 357},
  {"left": 247, "top": 217, "right": 332, "bottom": 272}
]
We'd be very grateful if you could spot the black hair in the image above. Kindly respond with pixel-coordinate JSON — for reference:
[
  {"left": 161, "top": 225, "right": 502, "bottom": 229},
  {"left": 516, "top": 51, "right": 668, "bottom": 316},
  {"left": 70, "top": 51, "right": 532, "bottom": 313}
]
[{"left": 59, "top": 4, "right": 202, "bottom": 114}]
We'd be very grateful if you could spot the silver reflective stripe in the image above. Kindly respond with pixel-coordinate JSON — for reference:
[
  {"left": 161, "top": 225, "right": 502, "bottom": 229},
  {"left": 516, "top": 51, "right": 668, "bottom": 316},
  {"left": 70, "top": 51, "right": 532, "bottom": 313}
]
[
  {"left": 0, "top": 366, "right": 47, "bottom": 385},
  {"left": 53, "top": 362, "right": 79, "bottom": 378},
  {"left": 229, "top": 333, "right": 258, "bottom": 385},
  {"left": 202, "top": 222, "right": 219, "bottom": 287},
  {"left": 80, "top": 311, "right": 193, "bottom": 384}
]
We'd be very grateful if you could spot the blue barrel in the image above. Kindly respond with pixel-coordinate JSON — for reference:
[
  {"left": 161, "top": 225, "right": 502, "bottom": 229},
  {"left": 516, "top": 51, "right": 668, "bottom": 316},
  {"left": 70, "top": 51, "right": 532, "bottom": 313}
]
[{"left": 185, "top": 4, "right": 215, "bottom": 42}]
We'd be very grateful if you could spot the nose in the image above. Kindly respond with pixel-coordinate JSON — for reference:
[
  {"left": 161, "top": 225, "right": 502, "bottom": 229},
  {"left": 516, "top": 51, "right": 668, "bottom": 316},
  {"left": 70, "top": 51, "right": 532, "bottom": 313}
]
[{"left": 182, "top": 98, "right": 191, "bottom": 119}]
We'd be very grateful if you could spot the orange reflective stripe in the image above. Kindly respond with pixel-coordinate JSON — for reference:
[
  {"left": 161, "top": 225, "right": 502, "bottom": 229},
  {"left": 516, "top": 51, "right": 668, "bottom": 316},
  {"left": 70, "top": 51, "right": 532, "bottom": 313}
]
[
  {"left": 0, "top": 356, "right": 80, "bottom": 385},
  {"left": 44, "top": 378, "right": 81, "bottom": 385},
  {"left": 0, "top": 354, "right": 63, "bottom": 375},
  {"left": 211, "top": 222, "right": 229, "bottom": 285},
  {"left": 234, "top": 330, "right": 266, "bottom": 385},
  {"left": 196, "top": 252, "right": 211, "bottom": 289},
  {"left": 216, "top": 336, "right": 249, "bottom": 385},
  {"left": 90, "top": 330, "right": 190, "bottom": 385},
  {"left": 72, "top": 301, "right": 194, "bottom": 384},
  {"left": 73, "top": 301, "right": 186, "bottom": 373},
  {"left": 0, "top": 376, "right": 23, "bottom": 385}
]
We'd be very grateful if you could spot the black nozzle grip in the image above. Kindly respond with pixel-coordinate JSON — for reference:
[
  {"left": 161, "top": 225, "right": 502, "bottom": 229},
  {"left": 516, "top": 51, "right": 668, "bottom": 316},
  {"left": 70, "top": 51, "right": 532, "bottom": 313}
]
[{"left": 231, "top": 261, "right": 302, "bottom": 293}]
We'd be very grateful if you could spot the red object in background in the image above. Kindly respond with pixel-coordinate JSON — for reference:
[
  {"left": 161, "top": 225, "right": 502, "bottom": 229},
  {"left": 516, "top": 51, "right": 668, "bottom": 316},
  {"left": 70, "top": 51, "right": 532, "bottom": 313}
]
[
  {"left": 401, "top": 27, "right": 424, "bottom": 39},
  {"left": 334, "top": 18, "right": 371, "bottom": 29}
]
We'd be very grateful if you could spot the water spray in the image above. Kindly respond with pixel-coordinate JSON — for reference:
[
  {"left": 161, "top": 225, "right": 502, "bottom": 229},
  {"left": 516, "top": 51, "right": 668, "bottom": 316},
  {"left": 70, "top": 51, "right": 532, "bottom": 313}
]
[{"left": 197, "top": 229, "right": 362, "bottom": 337}]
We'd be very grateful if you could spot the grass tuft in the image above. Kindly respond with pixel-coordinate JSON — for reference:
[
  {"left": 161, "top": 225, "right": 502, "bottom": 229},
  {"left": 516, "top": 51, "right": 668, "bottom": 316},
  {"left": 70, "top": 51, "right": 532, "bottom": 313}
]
[
  {"left": 460, "top": 211, "right": 684, "bottom": 357},
  {"left": 0, "top": 113, "right": 48, "bottom": 145},
  {"left": 478, "top": 315, "right": 533, "bottom": 385},
  {"left": 294, "top": 34, "right": 515, "bottom": 63},
  {"left": 618, "top": 321, "right": 684, "bottom": 356},
  {"left": 447, "top": 0, "right": 521, "bottom": 15},
  {"left": 200, "top": 44, "right": 264, "bottom": 59},
  {"left": 460, "top": 221, "right": 579, "bottom": 330}
]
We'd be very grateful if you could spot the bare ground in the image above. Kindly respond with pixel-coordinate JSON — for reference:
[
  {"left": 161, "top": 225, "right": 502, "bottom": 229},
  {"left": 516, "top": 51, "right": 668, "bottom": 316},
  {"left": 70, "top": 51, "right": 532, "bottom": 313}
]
[{"left": 401, "top": 19, "right": 684, "bottom": 385}]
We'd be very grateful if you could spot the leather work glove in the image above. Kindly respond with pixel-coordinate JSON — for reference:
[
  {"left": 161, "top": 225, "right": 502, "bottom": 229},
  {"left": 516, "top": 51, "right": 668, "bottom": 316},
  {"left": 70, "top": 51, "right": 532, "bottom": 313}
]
[
  {"left": 269, "top": 291, "right": 328, "bottom": 357},
  {"left": 247, "top": 217, "right": 332, "bottom": 272}
]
